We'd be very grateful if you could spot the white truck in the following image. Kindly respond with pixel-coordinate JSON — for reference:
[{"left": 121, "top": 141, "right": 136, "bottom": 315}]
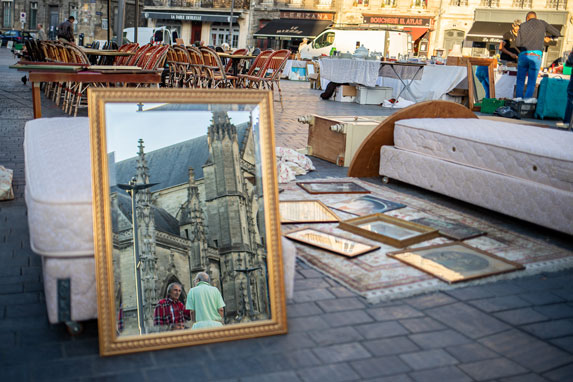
[
  {"left": 123, "top": 26, "right": 174, "bottom": 45},
  {"left": 300, "top": 28, "right": 412, "bottom": 59}
]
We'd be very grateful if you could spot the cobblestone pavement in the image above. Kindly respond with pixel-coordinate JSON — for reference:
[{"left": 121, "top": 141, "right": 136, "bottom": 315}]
[{"left": 1, "top": 48, "right": 572, "bottom": 382}]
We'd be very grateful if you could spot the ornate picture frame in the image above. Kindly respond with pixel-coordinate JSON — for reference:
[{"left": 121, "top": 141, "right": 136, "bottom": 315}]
[
  {"left": 296, "top": 181, "right": 371, "bottom": 195},
  {"left": 387, "top": 242, "right": 524, "bottom": 283},
  {"left": 284, "top": 227, "right": 380, "bottom": 258},
  {"left": 88, "top": 88, "right": 287, "bottom": 355},
  {"left": 338, "top": 213, "right": 439, "bottom": 247},
  {"left": 279, "top": 200, "right": 340, "bottom": 224}
]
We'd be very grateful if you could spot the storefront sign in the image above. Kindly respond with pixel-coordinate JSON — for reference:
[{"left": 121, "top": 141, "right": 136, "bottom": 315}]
[
  {"left": 144, "top": 11, "right": 238, "bottom": 23},
  {"left": 280, "top": 11, "right": 334, "bottom": 21},
  {"left": 363, "top": 15, "right": 432, "bottom": 27}
]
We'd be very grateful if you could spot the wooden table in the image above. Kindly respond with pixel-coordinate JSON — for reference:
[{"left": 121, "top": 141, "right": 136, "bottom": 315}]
[
  {"left": 28, "top": 70, "right": 161, "bottom": 119},
  {"left": 80, "top": 48, "right": 134, "bottom": 57},
  {"left": 217, "top": 53, "right": 257, "bottom": 75},
  {"left": 379, "top": 61, "right": 426, "bottom": 103}
]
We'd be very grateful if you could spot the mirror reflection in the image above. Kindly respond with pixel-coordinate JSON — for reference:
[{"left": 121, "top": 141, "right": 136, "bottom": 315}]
[{"left": 105, "top": 103, "right": 270, "bottom": 336}]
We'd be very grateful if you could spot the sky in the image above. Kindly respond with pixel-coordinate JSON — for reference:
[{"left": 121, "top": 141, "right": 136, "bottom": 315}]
[{"left": 105, "top": 103, "right": 256, "bottom": 162}]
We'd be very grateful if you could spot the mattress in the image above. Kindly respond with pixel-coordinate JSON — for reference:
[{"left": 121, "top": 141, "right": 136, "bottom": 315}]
[
  {"left": 394, "top": 118, "right": 573, "bottom": 193},
  {"left": 24, "top": 117, "right": 94, "bottom": 257},
  {"left": 379, "top": 146, "right": 573, "bottom": 235},
  {"left": 42, "top": 257, "right": 97, "bottom": 323}
]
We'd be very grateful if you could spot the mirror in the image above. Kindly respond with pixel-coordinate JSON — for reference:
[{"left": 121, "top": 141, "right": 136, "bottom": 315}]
[
  {"left": 88, "top": 88, "right": 286, "bottom": 355},
  {"left": 466, "top": 57, "right": 497, "bottom": 111}
]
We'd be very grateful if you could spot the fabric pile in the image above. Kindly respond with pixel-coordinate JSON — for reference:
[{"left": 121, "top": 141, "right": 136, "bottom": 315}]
[
  {"left": 275, "top": 147, "right": 315, "bottom": 183},
  {"left": 0, "top": 165, "right": 14, "bottom": 201}
]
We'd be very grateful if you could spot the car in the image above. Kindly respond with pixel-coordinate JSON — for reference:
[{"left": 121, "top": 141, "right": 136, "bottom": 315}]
[{"left": 0, "top": 30, "right": 33, "bottom": 47}]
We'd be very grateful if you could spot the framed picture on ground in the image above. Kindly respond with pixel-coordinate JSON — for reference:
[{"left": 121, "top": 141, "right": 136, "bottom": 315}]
[
  {"left": 339, "top": 213, "right": 439, "bottom": 247},
  {"left": 411, "top": 217, "right": 486, "bottom": 241},
  {"left": 284, "top": 227, "right": 379, "bottom": 258},
  {"left": 296, "top": 181, "right": 371, "bottom": 195},
  {"left": 328, "top": 194, "right": 406, "bottom": 216},
  {"left": 279, "top": 200, "right": 340, "bottom": 224},
  {"left": 387, "top": 242, "right": 524, "bottom": 284},
  {"left": 88, "top": 88, "right": 287, "bottom": 355}
]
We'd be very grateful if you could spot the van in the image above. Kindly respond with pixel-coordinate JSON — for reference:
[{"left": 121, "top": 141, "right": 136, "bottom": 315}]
[
  {"left": 300, "top": 28, "right": 412, "bottom": 59},
  {"left": 123, "top": 26, "right": 174, "bottom": 45}
]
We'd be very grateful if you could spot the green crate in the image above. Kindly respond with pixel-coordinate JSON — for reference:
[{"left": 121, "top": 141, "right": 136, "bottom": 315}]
[
  {"left": 480, "top": 98, "right": 506, "bottom": 114},
  {"left": 564, "top": 65, "right": 572, "bottom": 76}
]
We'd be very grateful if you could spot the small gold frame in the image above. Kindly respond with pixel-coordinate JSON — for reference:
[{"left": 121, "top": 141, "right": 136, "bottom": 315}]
[
  {"left": 89, "top": 88, "right": 287, "bottom": 356},
  {"left": 338, "top": 213, "right": 439, "bottom": 248},
  {"left": 279, "top": 200, "right": 340, "bottom": 224},
  {"left": 284, "top": 227, "right": 380, "bottom": 258}
]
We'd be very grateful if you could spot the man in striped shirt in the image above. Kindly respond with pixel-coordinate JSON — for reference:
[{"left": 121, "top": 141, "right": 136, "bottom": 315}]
[
  {"left": 515, "top": 11, "right": 561, "bottom": 98},
  {"left": 153, "top": 282, "right": 191, "bottom": 331}
]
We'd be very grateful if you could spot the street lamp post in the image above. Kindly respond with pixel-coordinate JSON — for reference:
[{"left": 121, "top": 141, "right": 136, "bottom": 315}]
[
  {"left": 117, "top": 178, "right": 158, "bottom": 335},
  {"left": 228, "top": 0, "right": 235, "bottom": 48},
  {"left": 235, "top": 266, "right": 261, "bottom": 319}
]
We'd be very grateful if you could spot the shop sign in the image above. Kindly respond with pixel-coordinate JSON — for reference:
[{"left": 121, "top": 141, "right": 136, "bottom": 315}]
[
  {"left": 275, "top": 26, "right": 304, "bottom": 35},
  {"left": 363, "top": 15, "right": 431, "bottom": 27},
  {"left": 279, "top": 11, "right": 334, "bottom": 21},
  {"left": 144, "top": 12, "right": 237, "bottom": 23}
]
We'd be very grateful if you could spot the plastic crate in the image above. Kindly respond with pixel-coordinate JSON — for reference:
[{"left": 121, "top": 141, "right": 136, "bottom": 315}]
[
  {"left": 480, "top": 98, "right": 506, "bottom": 114},
  {"left": 506, "top": 100, "right": 536, "bottom": 119},
  {"left": 564, "top": 65, "right": 572, "bottom": 76}
]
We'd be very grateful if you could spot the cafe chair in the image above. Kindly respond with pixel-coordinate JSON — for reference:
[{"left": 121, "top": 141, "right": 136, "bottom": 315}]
[
  {"left": 237, "top": 49, "right": 273, "bottom": 88},
  {"left": 224, "top": 48, "right": 248, "bottom": 76},
  {"left": 165, "top": 45, "right": 191, "bottom": 87},
  {"left": 186, "top": 46, "right": 207, "bottom": 88},
  {"left": 199, "top": 47, "right": 236, "bottom": 88},
  {"left": 113, "top": 43, "right": 139, "bottom": 66},
  {"left": 246, "top": 49, "right": 290, "bottom": 109}
]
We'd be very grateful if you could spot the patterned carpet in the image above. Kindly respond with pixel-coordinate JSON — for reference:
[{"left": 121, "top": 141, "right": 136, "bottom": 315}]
[{"left": 280, "top": 178, "right": 573, "bottom": 303}]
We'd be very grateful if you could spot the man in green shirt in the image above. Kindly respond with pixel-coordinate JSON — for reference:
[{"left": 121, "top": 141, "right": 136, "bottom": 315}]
[{"left": 186, "top": 272, "right": 226, "bottom": 329}]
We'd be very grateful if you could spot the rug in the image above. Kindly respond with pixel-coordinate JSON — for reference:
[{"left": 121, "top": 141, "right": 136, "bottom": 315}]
[{"left": 280, "top": 178, "right": 573, "bottom": 303}]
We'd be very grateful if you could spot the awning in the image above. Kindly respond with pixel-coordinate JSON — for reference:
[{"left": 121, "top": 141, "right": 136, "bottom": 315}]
[
  {"left": 143, "top": 11, "right": 238, "bottom": 23},
  {"left": 403, "top": 27, "right": 428, "bottom": 41},
  {"left": 466, "top": 21, "right": 563, "bottom": 42},
  {"left": 254, "top": 19, "right": 332, "bottom": 39}
]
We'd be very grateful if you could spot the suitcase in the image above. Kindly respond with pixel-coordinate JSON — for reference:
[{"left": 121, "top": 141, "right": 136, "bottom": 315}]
[{"left": 535, "top": 77, "right": 568, "bottom": 120}]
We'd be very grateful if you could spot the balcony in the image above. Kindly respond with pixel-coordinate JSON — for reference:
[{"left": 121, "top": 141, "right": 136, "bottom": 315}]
[
  {"left": 411, "top": 0, "right": 427, "bottom": 8},
  {"left": 480, "top": 0, "right": 500, "bottom": 6},
  {"left": 512, "top": 0, "right": 532, "bottom": 7},
  {"left": 381, "top": 0, "right": 397, "bottom": 7},
  {"left": 546, "top": 0, "right": 567, "bottom": 9},
  {"left": 450, "top": 0, "right": 468, "bottom": 5},
  {"left": 316, "top": 0, "right": 333, "bottom": 8}
]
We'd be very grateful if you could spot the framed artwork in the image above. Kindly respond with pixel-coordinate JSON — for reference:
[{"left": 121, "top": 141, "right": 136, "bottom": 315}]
[
  {"left": 88, "top": 88, "right": 286, "bottom": 355},
  {"left": 328, "top": 195, "right": 406, "bottom": 216},
  {"left": 339, "top": 213, "right": 439, "bottom": 247},
  {"left": 279, "top": 200, "right": 340, "bottom": 224},
  {"left": 284, "top": 227, "right": 379, "bottom": 258},
  {"left": 387, "top": 242, "right": 524, "bottom": 284},
  {"left": 411, "top": 217, "right": 486, "bottom": 241},
  {"left": 296, "top": 181, "right": 371, "bottom": 195}
]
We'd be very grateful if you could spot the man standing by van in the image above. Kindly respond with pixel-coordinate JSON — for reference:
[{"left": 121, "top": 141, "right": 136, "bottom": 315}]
[{"left": 57, "top": 16, "right": 75, "bottom": 43}]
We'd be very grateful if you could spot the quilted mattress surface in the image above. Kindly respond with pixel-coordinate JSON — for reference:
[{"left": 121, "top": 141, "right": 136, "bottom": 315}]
[
  {"left": 394, "top": 118, "right": 573, "bottom": 192},
  {"left": 379, "top": 146, "right": 573, "bottom": 235},
  {"left": 24, "top": 117, "right": 94, "bottom": 257}
]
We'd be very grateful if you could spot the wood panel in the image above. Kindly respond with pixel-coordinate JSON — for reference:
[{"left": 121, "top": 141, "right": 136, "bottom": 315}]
[{"left": 347, "top": 100, "right": 477, "bottom": 178}]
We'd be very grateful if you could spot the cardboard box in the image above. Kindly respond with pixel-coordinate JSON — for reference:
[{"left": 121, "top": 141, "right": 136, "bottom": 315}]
[
  {"left": 356, "top": 86, "right": 392, "bottom": 105},
  {"left": 334, "top": 85, "right": 357, "bottom": 103}
]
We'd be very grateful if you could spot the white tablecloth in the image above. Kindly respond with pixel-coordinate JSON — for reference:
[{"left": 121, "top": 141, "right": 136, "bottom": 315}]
[
  {"left": 319, "top": 58, "right": 382, "bottom": 87},
  {"left": 376, "top": 65, "right": 468, "bottom": 102}
]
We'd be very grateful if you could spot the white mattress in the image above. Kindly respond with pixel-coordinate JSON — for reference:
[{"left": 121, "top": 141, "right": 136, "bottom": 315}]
[
  {"left": 394, "top": 118, "right": 573, "bottom": 193},
  {"left": 24, "top": 117, "right": 94, "bottom": 257},
  {"left": 379, "top": 146, "right": 573, "bottom": 235}
]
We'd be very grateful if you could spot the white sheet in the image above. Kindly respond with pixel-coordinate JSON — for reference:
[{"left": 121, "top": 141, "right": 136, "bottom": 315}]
[
  {"left": 319, "top": 57, "right": 382, "bottom": 87},
  {"left": 394, "top": 118, "right": 573, "bottom": 192},
  {"left": 379, "top": 146, "right": 573, "bottom": 235}
]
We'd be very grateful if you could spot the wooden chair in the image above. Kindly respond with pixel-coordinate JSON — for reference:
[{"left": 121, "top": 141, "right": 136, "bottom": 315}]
[
  {"left": 224, "top": 48, "right": 248, "bottom": 75},
  {"left": 246, "top": 49, "right": 290, "bottom": 108},
  {"left": 237, "top": 49, "right": 273, "bottom": 88},
  {"left": 186, "top": 46, "right": 206, "bottom": 88},
  {"left": 199, "top": 47, "right": 236, "bottom": 88}
]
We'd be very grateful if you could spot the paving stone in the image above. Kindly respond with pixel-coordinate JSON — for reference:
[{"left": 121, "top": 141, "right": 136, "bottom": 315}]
[
  {"left": 354, "top": 321, "right": 409, "bottom": 340},
  {"left": 30, "top": 357, "right": 94, "bottom": 381},
  {"left": 289, "top": 315, "right": 331, "bottom": 333},
  {"left": 293, "top": 288, "right": 336, "bottom": 303},
  {"left": 281, "top": 349, "right": 323, "bottom": 369},
  {"left": 550, "top": 336, "right": 573, "bottom": 353},
  {"left": 316, "top": 297, "right": 366, "bottom": 313},
  {"left": 312, "top": 342, "right": 372, "bottom": 364},
  {"left": 363, "top": 375, "right": 413, "bottom": 382},
  {"left": 206, "top": 354, "right": 285, "bottom": 379},
  {"left": 294, "top": 278, "right": 332, "bottom": 291},
  {"left": 0, "top": 366, "right": 29, "bottom": 382},
  {"left": 327, "top": 286, "right": 358, "bottom": 298},
  {"left": 444, "top": 342, "right": 499, "bottom": 363},
  {"left": 62, "top": 338, "right": 100, "bottom": 358},
  {"left": 367, "top": 305, "right": 424, "bottom": 321},
  {"left": 299, "top": 363, "right": 361, "bottom": 382},
  {"left": 469, "top": 295, "right": 531, "bottom": 313},
  {"left": 257, "top": 332, "right": 316, "bottom": 353},
  {"left": 519, "top": 291, "right": 566, "bottom": 306},
  {"left": 84, "top": 370, "right": 147, "bottom": 382},
  {"left": 426, "top": 302, "right": 509, "bottom": 339},
  {"left": 521, "top": 319, "right": 573, "bottom": 339},
  {"left": 399, "top": 317, "right": 446, "bottom": 333},
  {"left": 479, "top": 329, "right": 573, "bottom": 373},
  {"left": 499, "top": 374, "right": 551, "bottom": 382},
  {"left": 322, "top": 310, "right": 374, "bottom": 328},
  {"left": 298, "top": 269, "right": 324, "bottom": 279},
  {"left": 399, "top": 349, "right": 458, "bottom": 370},
  {"left": 445, "top": 286, "right": 497, "bottom": 301},
  {"left": 533, "top": 304, "right": 573, "bottom": 319},
  {"left": 543, "top": 363, "right": 573, "bottom": 382},
  {"left": 494, "top": 307, "right": 549, "bottom": 326},
  {"left": 362, "top": 336, "right": 420, "bottom": 357},
  {"left": 404, "top": 293, "right": 457, "bottom": 310},
  {"left": 459, "top": 358, "right": 528, "bottom": 381},
  {"left": 287, "top": 302, "right": 323, "bottom": 318},
  {"left": 551, "top": 289, "right": 573, "bottom": 302},
  {"left": 0, "top": 342, "right": 63, "bottom": 366},
  {"left": 409, "top": 329, "right": 472, "bottom": 349},
  {"left": 5, "top": 302, "right": 45, "bottom": 318},
  {"left": 241, "top": 371, "right": 302, "bottom": 382},
  {"left": 408, "top": 366, "right": 472, "bottom": 382},
  {"left": 309, "top": 326, "right": 363, "bottom": 346},
  {"left": 350, "top": 355, "right": 411, "bottom": 379}
]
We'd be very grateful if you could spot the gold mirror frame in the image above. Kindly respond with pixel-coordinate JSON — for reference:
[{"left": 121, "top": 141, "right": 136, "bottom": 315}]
[
  {"left": 88, "top": 88, "right": 287, "bottom": 356},
  {"left": 466, "top": 57, "right": 497, "bottom": 112}
]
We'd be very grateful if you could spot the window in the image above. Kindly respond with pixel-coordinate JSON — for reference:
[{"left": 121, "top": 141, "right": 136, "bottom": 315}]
[
  {"left": 313, "top": 32, "right": 335, "bottom": 48},
  {"left": 512, "top": 0, "right": 532, "bottom": 6},
  {"left": 411, "top": 0, "right": 427, "bottom": 8},
  {"left": 381, "top": 0, "right": 396, "bottom": 7},
  {"left": 210, "top": 24, "right": 239, "bottom": 48},
  {"left": 30, "top": 2, "right": 37, "bottom": 28},
  {"left": 2, "top": 1, "right": 12, "bottom": 28},
  {"left": 546, "top": 0, "right": 567, "bottom": 9},
  {"left": 450, "top": 0, "right": 468, "bottom": 5},
  {"left": 70, "top": 4, "right": 78, "bottom": 34},
  {"left": 353, "top": 0, "right": 369, "bottom": 6}
]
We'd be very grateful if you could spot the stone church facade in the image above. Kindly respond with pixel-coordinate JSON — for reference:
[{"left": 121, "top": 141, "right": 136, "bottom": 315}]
[{"left": 112, "top": 111, "right": 269, "bottom": 336}]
